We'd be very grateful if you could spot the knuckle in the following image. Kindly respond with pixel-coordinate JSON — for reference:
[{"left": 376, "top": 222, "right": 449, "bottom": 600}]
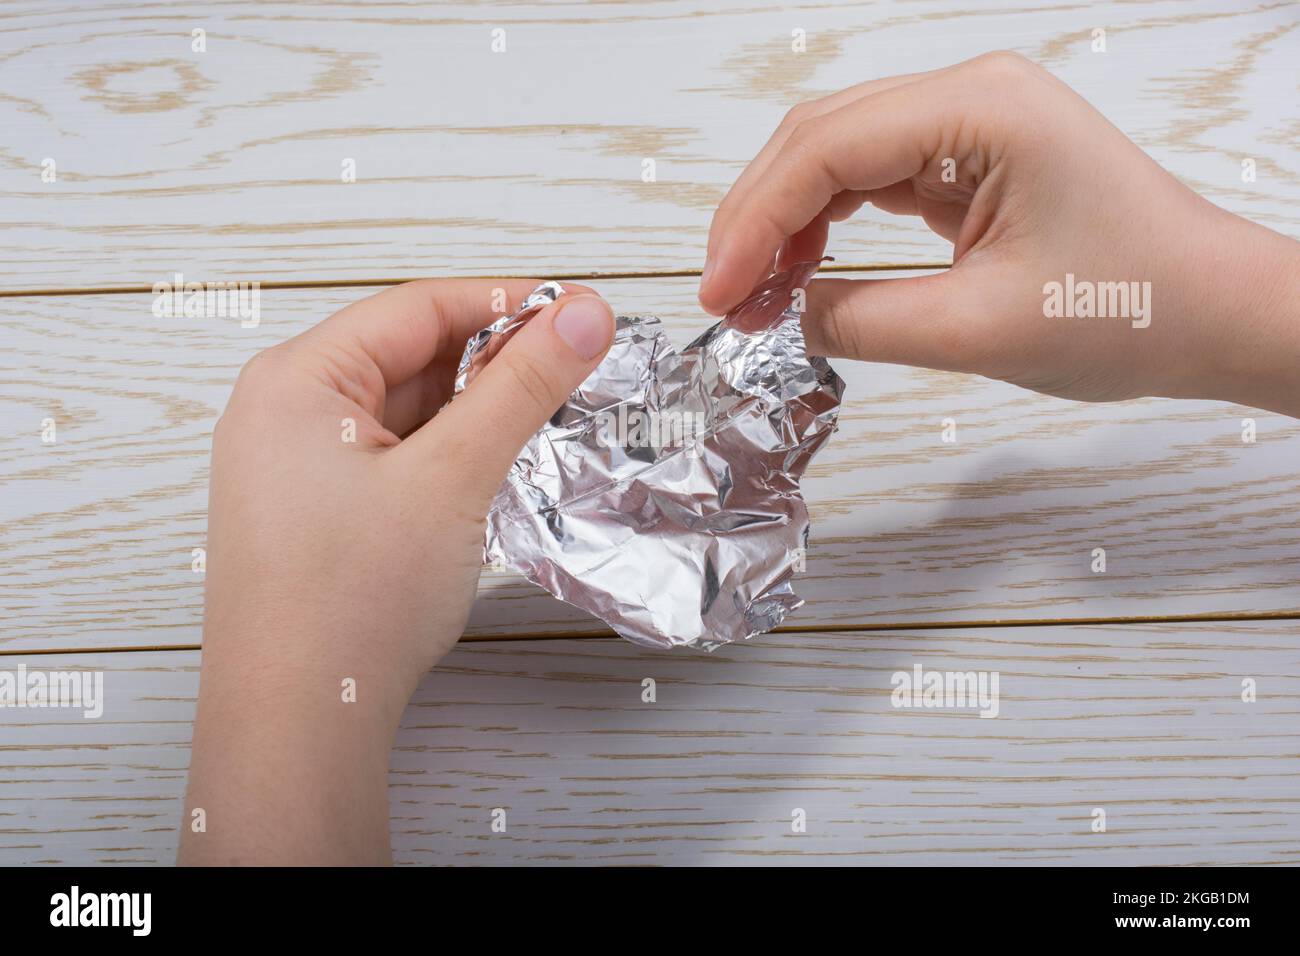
[
  {"left": 211, "top": 409, "right": 233, "bottom": 445},
  {"left": 747, "top": 203, "right": 794, "bottom": 249},
  {"left": 781, "top": 116, "right": 836, "bottom": 184},
  {"left": 780, "top": 100, "right": 815, "bottom": 129},
  {"left": 818, "top": 289, "right": 865, "bottom": 359},
  {"left": 234, "top": 345, "right": 288, "bottom": 390},
  {"left": 219, "top": 348, "right": 292, "bottom": 443},
  {"left": 972, "top": 50, "right": 1038, "bottom": 80},
  {"left": 784, "top": 115, "right": 824, "bottom": 152},
  {"left": 411, "top": 278, "right": 452, "bottom": 326},
  {"left": 501, "top": 354, "right": 560, "bottom": 418}
]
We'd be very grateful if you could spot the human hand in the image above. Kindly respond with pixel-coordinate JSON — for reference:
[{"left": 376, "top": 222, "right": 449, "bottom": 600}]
[
  {"left": 700, "top": 52, "right": 1300, "bottom": 416},
  {"left": 181, "top": 278, "right": 614, "bottom": 864}
]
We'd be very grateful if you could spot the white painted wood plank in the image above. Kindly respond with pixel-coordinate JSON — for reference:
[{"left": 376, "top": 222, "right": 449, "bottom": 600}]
[
  {"left": 3, "top": 275, "right": 1298, "bottom": 652},
  {"left": 1, "top": 621, "right": 1297, "bottom": 865},
  {"left": 1, "top": 0, "right": 1295, "bottom": 288}
]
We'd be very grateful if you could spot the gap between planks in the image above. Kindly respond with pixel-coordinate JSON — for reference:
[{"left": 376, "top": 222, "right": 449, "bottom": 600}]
[
  {"left": 5, "top": 609, "right": 1299, "bottom": 658},
  {"left": 0, "top": 262, "right": 951, "bottom": 299}
]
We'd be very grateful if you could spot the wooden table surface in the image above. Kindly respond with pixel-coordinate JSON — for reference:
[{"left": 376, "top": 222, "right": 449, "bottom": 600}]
[{"left": 1, "top": 0, "right": 1297, "bottom": 865}]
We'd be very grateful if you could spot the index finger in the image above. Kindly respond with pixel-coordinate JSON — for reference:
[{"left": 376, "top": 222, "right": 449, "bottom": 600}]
[
  {"left": 707, "top": 68, "right": 941, "bottom": 271},
  {"left": 699, "top": 79, "right": 947, "bottom": 315}
]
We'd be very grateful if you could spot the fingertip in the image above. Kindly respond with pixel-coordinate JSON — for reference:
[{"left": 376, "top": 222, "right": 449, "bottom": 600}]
[
  {"left": 551, "top": 292, "right": 614, "bottom": 361},
  {"left": 696, "top": 252, "right": 745, "bottom": 316},
  {"left": 697, "top": 287, "right": 730, "bottom": 316}
]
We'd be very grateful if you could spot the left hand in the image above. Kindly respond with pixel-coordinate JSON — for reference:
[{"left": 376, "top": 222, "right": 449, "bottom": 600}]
[{"left": 181, "top": 278, "right": 614, "bottom": 865}]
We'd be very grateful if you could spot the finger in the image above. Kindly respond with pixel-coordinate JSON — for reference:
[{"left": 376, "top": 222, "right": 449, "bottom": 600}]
[
  {"left": 707, "top": 70, "right": 940, "bottom": 259},
  {"left": 827, "top": 190, "right": 871, "bottom": 221},
  {"left": 858, "top": 181, "right": 920, "bottom": 218},
  {"left": 378, "top": 358, "right": 456, "bottom": 439},
  {"left": 377, "top": 281, "right": 596, "bottom": 437},
  {"left": 700, "top": 79, "right": 949, "bottom": 316},
  {"left": 290, "top": 278, "right": 595, "bottom": 429},
  {"left": 801, "top": 272, "right": 985, "bottom": 374},
  {"left": 776, "top": 208, "right": 831, "bottom": 272},
  {"left": 776, "top": 181, "right": 923, "bottom": 273},
  {"left": 397, "top": 292, "right": 615, "bottom": 504}
]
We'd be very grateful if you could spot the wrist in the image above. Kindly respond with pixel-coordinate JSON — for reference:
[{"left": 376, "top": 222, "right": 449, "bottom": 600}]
[
  {"left": 203, "top": 585, "right": 428, "bottom": 709},
  {"left": 1168, "top": 205, "right": 1300, "bottom": 416},
  {"left": 181, "top": 618, "right": 410, "bottom": 865}
]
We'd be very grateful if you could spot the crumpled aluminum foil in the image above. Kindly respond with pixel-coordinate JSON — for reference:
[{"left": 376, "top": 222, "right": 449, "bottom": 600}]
[{"left": 455, "top": 260, "right": 844, "bottom": 650}]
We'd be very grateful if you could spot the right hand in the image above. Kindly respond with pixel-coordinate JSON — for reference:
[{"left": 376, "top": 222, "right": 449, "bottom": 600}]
[{"left": 700, "top": 52, "right": 1300, "bottom": 416}]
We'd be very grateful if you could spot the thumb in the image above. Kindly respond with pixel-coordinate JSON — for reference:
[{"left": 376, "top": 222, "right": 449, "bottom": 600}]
[
  {"left": 400, "top": 292, "right": 615, "bottom": 502},
  {"left": 803, "top": 271, "right": 985, "bottom": 373}
]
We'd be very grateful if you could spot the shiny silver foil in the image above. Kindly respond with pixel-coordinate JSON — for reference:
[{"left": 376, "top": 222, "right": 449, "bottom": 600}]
[{"left": 455, "top": 261, "right": 844, "bottom": 650}]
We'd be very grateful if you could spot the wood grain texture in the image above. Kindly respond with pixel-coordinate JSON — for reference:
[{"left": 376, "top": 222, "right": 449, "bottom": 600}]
[
  {"left": 4, "top": 0, "right": 1297, "bottom": 872},
  {"left": 1, "top": 0, "right": 1296, "bottom": 289},
  {"left": 1, "top": 621, "right": 1297, "bottom": 865},
  {"left": 3, "top": 274, "right": 1299, "bottom": 652}
]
